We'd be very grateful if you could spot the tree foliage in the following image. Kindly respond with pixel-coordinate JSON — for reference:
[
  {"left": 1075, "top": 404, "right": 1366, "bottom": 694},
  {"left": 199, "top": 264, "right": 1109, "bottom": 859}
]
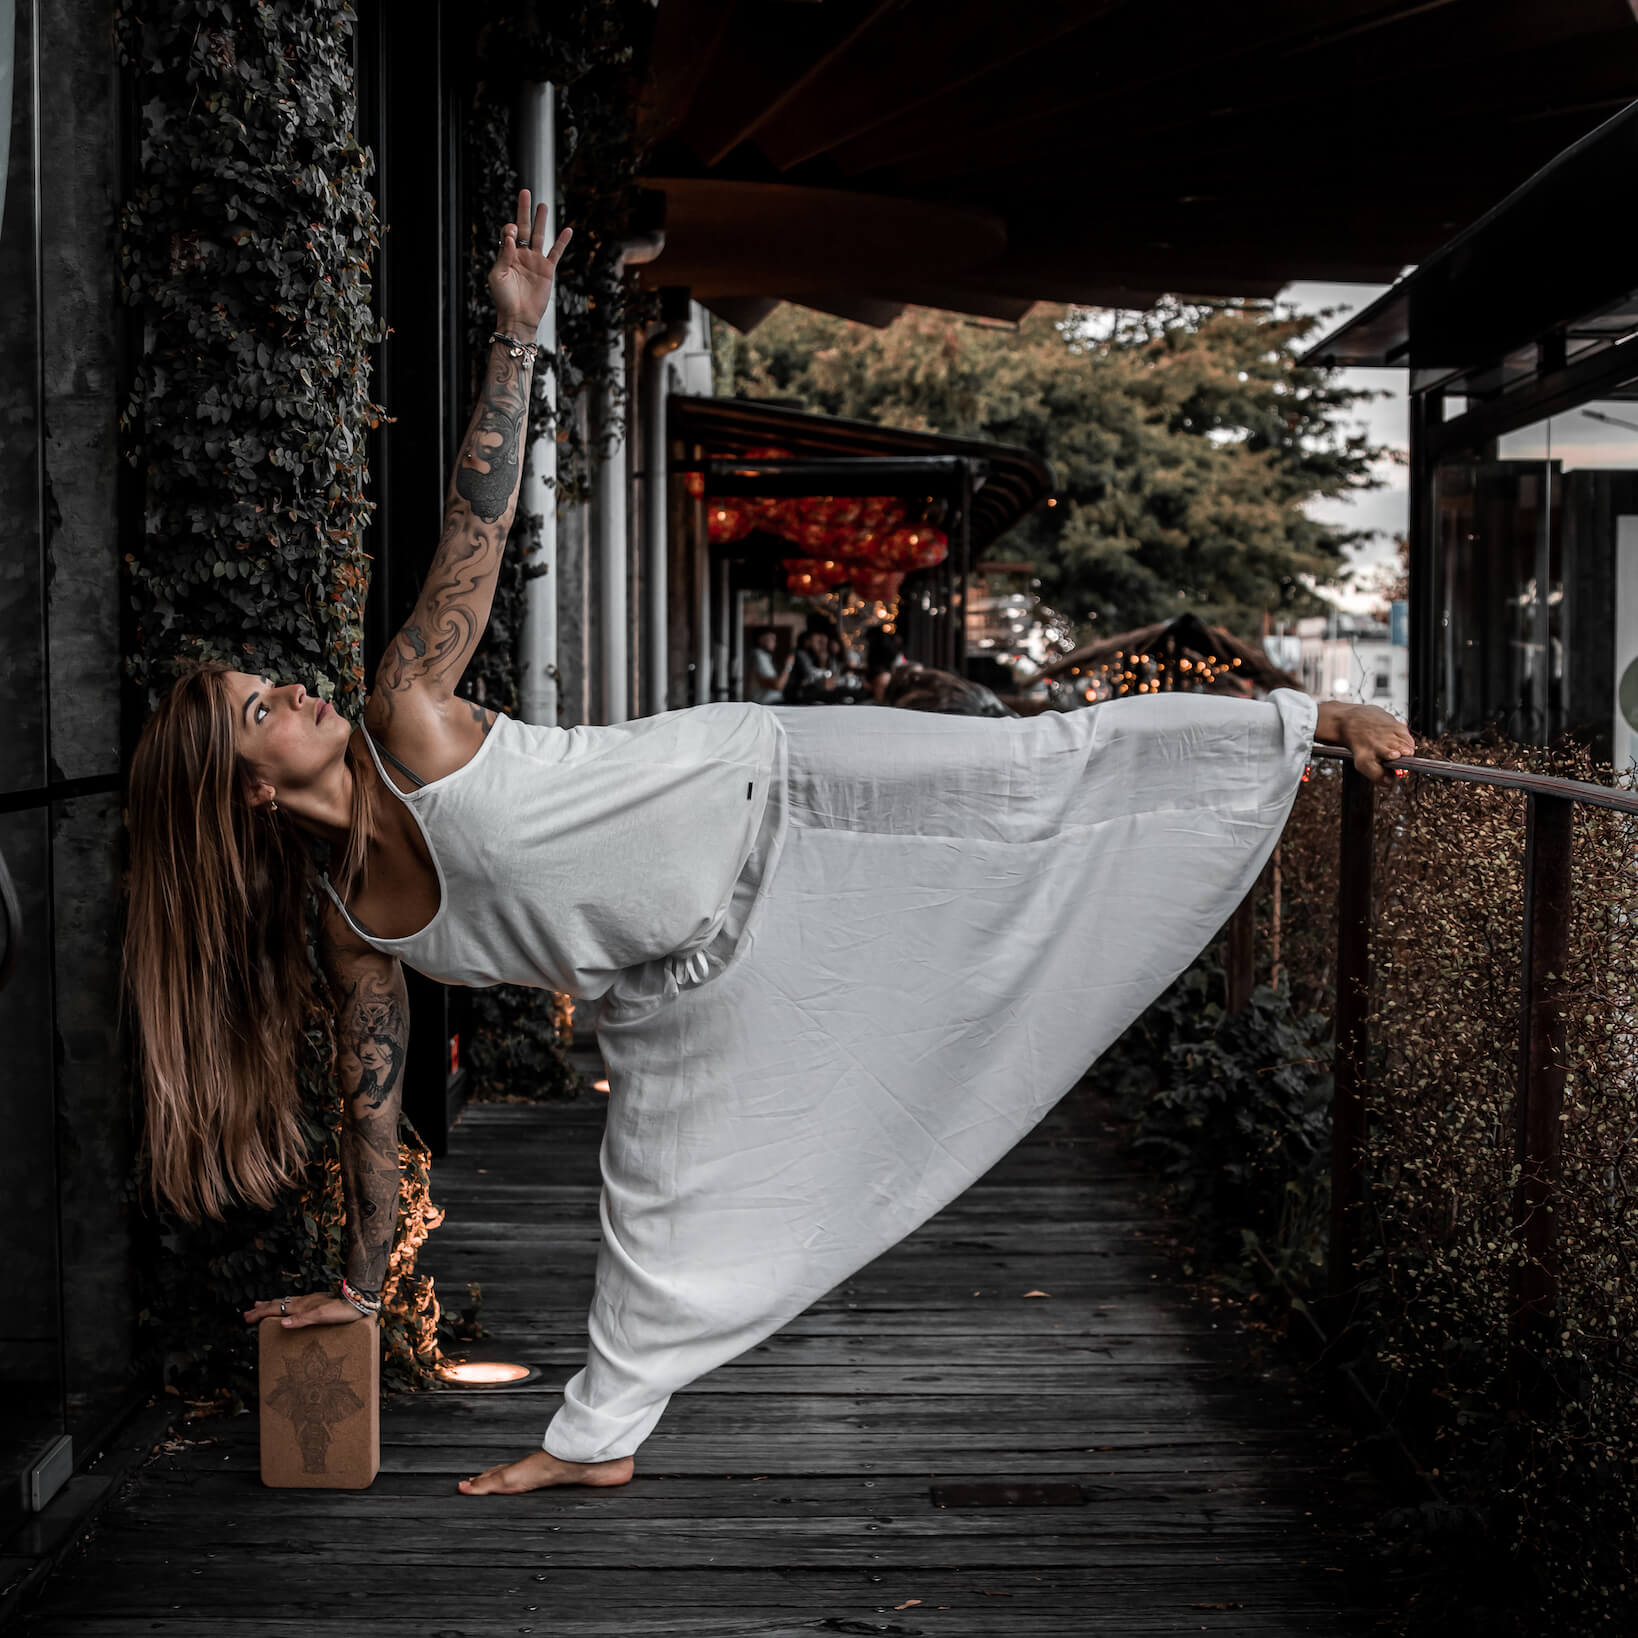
[{"left": 714, "top": 302, "right": 1385, "bottom": 643}]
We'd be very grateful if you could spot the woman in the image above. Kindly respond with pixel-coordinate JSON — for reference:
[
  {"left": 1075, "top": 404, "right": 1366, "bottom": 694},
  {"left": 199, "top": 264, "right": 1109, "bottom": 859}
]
[{"left": 124, "top": 192, "right": 1416, "bottom": 1501}]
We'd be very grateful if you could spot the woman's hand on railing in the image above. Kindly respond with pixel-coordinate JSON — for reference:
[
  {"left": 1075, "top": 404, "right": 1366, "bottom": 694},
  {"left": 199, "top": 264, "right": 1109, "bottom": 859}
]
[
  {"left": 489, "top": 188, "right": 572, "bottom": 337},
  {"left": 1314, "top": 700, "right": 1416, "bottom": 783},
  {"left": 242, "top": 1293, "right": 365, "bottom": 1331}
]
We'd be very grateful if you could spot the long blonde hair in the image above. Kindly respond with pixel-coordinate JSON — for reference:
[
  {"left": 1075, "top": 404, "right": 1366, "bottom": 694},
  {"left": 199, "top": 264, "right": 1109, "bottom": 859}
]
[{"left": 121, "top": 661, "right": 380, "bottom": 1223}]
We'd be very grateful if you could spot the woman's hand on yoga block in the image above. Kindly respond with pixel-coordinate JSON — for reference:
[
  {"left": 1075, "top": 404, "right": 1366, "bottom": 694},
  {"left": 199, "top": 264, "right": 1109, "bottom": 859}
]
[{"left": 242, "top": 1293, "right": 365, "bottom": 1330}]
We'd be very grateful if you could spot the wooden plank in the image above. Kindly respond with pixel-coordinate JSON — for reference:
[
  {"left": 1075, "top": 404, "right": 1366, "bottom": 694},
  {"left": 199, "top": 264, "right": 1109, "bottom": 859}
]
[
  {"left": 14, "top": 1071, "right": 1381, "bottom": 1637},
  {"left": 119, "top": 1467, "right": 1358, "bottom": 1512},
  {"left": 25, "top": 1613, "right": 1365, "bottom": 1638},
  {"left": 422, "top": 1326, "right": 1263, "bottom": 1363},
  {"left": 165, "top": 1438, "right": 1349, "bottom": 1481},
  {"left": 416, "top": 1363, "right": 1258, "bottom": 1395}
]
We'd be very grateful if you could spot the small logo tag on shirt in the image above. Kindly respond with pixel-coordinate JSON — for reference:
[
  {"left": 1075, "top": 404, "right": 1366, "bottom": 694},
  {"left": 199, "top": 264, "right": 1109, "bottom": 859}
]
[{"left": 746, "top": 780, "right": 752, "bottom": 800}]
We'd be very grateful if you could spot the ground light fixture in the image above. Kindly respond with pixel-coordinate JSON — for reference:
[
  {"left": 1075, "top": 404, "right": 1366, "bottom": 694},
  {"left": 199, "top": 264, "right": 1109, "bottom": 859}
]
[{"left": 436, "top": 1361, "right": 541, "bottom": 1388}]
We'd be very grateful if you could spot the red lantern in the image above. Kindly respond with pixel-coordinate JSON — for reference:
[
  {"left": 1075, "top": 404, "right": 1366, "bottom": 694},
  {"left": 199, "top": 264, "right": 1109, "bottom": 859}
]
[
  {"left": 850, "top": 568, "right": 905, "bottom": 603},
  {"left": 783, "top": 556, "right": 850, "bottom": 594},
  {"left": 708, "top": 501, "right": 755, "bottom": 544},
  {"left": 874, "top": 526, "right": 948, "bottom": 569}
]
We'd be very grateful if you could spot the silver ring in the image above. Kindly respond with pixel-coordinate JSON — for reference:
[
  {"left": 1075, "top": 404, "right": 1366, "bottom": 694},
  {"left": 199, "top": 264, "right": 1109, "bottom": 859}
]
[{"left": 279, "top": 1298, "right": 288, "bottom": 1315}]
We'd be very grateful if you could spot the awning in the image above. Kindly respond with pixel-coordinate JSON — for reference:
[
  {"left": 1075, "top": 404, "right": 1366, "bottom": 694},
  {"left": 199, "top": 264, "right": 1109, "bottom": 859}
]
[
  {"left": 635, "top": 0, "right": 1638, "bottom": 326},
  {"left": 1300, "top": 98, "right": 1638, "bottom": 383},
  {"left": 668, "top": 394, "right": 1053, "bottom": 555}
]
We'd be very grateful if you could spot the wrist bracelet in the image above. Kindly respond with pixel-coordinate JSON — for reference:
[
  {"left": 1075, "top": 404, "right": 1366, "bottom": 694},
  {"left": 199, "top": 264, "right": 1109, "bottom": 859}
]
[
  {"left": 489, "top": 329, "right": 540, "bottom": 364},
  {"left": 341, "top": 1276, "right": 382, "bottom": 1316}
]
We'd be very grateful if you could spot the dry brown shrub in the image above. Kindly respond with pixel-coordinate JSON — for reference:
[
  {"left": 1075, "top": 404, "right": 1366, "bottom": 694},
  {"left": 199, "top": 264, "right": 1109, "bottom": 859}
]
[{"left": 1268, "top": 735, "right": 1638, "bottom": 1623}]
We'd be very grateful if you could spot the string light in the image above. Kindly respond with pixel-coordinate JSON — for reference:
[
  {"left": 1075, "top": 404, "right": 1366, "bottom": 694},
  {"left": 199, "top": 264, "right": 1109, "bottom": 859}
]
[{"left": 1045, "top": 641, "right": 1248, "bottom": 708}]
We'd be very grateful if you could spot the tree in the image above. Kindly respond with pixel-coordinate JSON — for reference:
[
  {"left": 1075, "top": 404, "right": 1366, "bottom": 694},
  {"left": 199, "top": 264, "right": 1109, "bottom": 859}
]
[{"left": 713, "top": 301, "right": 1386, "bottom": 645}]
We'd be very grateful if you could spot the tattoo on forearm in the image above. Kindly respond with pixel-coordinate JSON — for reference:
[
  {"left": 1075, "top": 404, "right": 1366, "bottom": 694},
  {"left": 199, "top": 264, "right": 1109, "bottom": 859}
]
[
  {"left": 455, "top": 349, "right": 530, "bottom": 522},
  {"left": 373, "top": 346, "right": 533, "bottom": 697},
  {"left": 331, "top": 961, "right": 408, "bottom": 1295}
]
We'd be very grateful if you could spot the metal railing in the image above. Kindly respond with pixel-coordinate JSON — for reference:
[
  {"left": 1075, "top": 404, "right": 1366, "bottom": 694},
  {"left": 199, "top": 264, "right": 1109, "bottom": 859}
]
[{"left": 1224, "top": 746, "right": 1638, "bottom": 1398}]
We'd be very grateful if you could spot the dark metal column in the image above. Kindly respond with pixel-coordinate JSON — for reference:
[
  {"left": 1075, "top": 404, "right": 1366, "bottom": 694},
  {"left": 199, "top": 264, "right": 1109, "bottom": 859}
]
[
  {"left": 1328, "top": 763, "right": 1375, "bottom": 1310},
  {"left": 1407, "top": 389, "right": 1441, "bottom": 737}
]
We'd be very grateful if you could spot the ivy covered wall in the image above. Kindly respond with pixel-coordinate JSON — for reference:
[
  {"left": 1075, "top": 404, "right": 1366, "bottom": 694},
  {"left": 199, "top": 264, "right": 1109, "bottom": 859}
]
[
  {"left": 115, "top": 0, "right": 654, "bottom": 1407},
  {"left": 117, "top": 0, "right": 446, "bottom": 1406}
]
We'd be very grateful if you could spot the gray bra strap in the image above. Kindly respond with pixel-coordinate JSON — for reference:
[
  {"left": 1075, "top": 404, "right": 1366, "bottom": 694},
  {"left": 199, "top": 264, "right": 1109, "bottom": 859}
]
[{"left": 363, "top": 725, "right": 426, "bottom": 789}]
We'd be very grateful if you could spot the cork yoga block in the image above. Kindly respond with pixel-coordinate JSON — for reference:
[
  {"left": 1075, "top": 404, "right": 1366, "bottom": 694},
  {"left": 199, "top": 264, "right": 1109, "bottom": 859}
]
[{"left": 258, "top": 1313, "right": 380, "bottom": 1489}]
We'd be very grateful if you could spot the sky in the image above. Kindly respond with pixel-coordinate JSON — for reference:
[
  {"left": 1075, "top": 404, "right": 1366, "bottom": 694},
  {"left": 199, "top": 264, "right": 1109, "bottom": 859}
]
[{"left": 1274, "top": 279, "right": 1409, "bottom": 614}]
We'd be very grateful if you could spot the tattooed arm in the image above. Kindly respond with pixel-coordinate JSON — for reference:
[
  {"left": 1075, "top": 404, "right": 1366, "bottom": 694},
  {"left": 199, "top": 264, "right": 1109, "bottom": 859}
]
[
  {"left": 373, "top": 191, "right": 572, "bottom": 718},
  {"left": 320, "top": 905, "right": 410, "bottom": 1304}
]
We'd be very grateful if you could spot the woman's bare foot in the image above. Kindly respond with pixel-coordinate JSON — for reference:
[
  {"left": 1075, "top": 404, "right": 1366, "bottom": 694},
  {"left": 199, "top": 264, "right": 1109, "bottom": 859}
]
[{"left": 456, "top": 1448, "right": 634, "bottom": 1496}]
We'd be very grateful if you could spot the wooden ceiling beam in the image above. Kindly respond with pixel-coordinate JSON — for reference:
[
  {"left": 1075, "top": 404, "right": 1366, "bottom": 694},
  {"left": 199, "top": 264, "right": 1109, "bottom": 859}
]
[
  {"left": 636, "top": 0, "right": 740, "bottom": 152},
  {"left": 749, "top": 0, "right": 1115, "bottom": 172},
  {"left": 701, "top": 296, "right": 785, "bottom": 335},
  {"left": 826, "top": 0, "right": 1510, "bottom": 177},
  {"left": 634, "top": 176, "right": 1008, "bottom": 297},
  {"left": 777, "top": 293, "right": 908, "bottom": 328},
  {"left": 677, "top": 0, "right": 903, "bottom": 170},
  {"left": 1021, "top": 44, "right": 1638, "bottom": 180},
  {"left": 879, "top": 4, "right": 1636, "bottom": 187},
  {"left": 861, "top": 286, "right": 1037, "bottom": 323}
]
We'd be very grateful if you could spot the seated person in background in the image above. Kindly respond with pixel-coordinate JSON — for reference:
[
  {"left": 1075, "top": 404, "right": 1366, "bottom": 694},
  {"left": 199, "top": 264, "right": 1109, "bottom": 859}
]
[
  {"left": 750, "top": 629, "right": 792, "bottom": 705},
  {"left": 782, "top": 627, "right": 836, "bottom": 704}
]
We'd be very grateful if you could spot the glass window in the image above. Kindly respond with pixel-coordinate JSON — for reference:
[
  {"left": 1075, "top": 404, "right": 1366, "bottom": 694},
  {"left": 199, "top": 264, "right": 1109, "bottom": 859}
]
[
  {"left": 1435, "top": 381, "right": 1638, "bottom": 764},
  {"left": 0, "top": 0, "right": 69, "bottom": 1536}
]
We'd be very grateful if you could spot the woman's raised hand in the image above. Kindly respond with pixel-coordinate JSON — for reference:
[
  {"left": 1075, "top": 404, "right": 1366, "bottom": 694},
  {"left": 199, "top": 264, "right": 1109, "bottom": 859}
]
[{"left": 489, "top": 188, "right": 572, "bottom": 338}]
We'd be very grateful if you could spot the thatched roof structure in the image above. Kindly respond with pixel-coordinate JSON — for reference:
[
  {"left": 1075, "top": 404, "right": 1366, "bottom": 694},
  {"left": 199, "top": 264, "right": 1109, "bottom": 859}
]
[{"left": 1033, "top": 613, "right": 1303, "bottom": 697}]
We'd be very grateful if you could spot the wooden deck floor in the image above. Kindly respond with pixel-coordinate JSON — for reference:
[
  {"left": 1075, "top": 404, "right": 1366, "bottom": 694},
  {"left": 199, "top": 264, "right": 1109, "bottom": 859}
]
[{"left": 17, "top": 1056, "right": 1386, "bottom": 1636}]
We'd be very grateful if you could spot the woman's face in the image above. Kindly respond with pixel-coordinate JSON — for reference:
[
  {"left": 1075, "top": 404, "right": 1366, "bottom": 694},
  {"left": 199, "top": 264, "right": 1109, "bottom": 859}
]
[{"left": 227, "top": 670, "right": 348, "bottom": 805}]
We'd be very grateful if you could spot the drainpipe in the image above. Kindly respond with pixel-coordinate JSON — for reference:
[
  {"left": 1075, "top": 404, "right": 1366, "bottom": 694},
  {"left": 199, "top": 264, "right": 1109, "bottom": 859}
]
[
  {"left": 641, "top": 294, "right": 690, "bottom": 716},
  {"left": 595, "top": 226, "right": 665, "bottom": 724},
  {"left": 515, "top": 82, "right": 559, "bottom": 726}
]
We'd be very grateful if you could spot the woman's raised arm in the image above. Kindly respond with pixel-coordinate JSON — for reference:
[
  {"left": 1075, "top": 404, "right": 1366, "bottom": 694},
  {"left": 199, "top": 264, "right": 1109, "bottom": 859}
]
[{"left": 374, "top": 190, "right": 572, "bottom": 715}]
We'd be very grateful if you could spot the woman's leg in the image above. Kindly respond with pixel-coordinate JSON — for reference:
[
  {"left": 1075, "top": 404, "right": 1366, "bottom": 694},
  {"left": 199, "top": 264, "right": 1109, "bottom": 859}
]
[{"left": 471, "top": 688, "right": 1320, "bottom": 1487}]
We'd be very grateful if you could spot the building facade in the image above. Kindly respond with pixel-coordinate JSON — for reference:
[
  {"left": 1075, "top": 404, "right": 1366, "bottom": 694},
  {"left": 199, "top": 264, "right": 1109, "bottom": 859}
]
[{"left": 1305, "top": 100, "right": 1638, "bottom": 775}]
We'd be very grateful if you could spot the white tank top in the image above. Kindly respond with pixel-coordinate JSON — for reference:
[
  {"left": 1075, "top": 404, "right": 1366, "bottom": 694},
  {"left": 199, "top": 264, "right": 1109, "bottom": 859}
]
[{"left": 319, "top": 702, "right": 782, "bottom": 998}]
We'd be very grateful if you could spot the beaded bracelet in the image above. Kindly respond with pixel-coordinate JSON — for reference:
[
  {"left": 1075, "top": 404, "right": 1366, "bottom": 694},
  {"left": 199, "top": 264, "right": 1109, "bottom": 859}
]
[
  {"left": 489, "top": 329, "right": 540, "bottom": 364},
  {"left": 340, "top": 1276, "right": 382, "bottom": 1316}
]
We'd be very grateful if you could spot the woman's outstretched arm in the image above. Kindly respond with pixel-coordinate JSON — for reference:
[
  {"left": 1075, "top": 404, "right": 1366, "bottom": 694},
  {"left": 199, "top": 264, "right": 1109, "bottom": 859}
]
[
  {"left": 242, "top": 911, "right": 413, "bottom": 1331},
  {"left": 327, "top": 934, "right": 410, "bottom": 1307},
  {"left": 375, "top": 190, "right": 571, "bottom": 714}
]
